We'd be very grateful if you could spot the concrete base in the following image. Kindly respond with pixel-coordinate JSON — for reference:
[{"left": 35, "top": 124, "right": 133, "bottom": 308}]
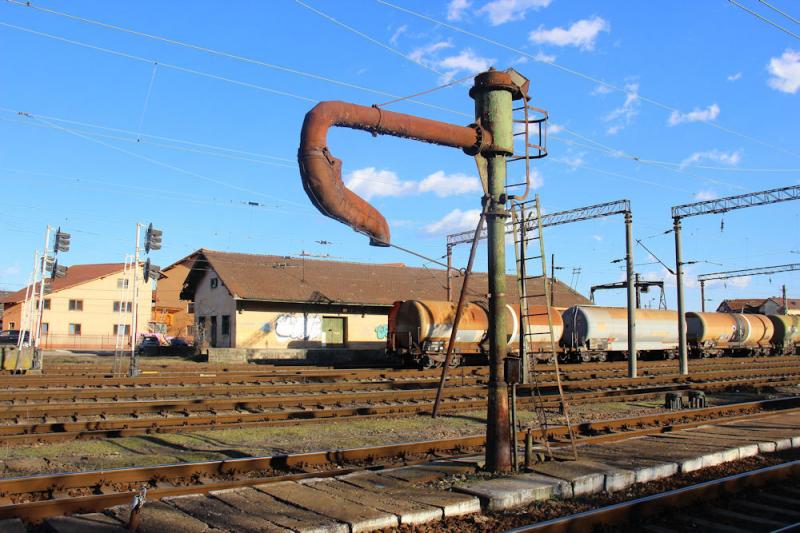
[
  {"left": 455, "top": 473, "right": 570, "bottom": 511},
  {"left": 207, "top": 347, "right": 393, "bottom": 366},
  {"left": 531, "top": 460, "right": 620, "bottom": 496}
]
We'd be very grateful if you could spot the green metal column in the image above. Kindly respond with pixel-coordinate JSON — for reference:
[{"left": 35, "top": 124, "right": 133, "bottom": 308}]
[{"left": 471, "top": 69, "right": 517, "bottom": 473}]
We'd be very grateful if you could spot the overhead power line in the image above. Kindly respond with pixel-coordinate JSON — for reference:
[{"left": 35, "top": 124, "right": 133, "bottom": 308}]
[
  {"left": 376, "top": 0, "right": 800, "bottom": 160},
  {"left": 729, "top": 0, "right": 800, "bottom": 41},
  {"left": 2, "top": 2, "right": 466, "bottom": 117},
  {"left": 758, "top": 0, "right": 800, "bottom": 24}
]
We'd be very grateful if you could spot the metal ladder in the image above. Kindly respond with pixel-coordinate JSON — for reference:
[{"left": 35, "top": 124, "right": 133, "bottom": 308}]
[
  {"left": 112, "top": 255, "right": 134, "bottom": 376},
  {"left": 512, "top": 194, "right": 578, "bottom": 461},
  {"left": 506, "top": 100, "right": 548, "bottom": 201}
]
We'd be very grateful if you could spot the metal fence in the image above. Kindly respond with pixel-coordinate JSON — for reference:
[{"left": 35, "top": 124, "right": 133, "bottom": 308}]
[{"left": 40, "top": 334, "right": 131, "bottom": 351}]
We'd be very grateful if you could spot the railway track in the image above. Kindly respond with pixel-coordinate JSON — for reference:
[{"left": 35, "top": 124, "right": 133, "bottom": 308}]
[
  {"left": 0, "top": 360, "right": 798, "bottom": 443},
  {"left": 1, "top": 396, "right": 798, "bottom": 523},
  {"left": 512, "top": 459, "right": 800, "bottom": 532}
]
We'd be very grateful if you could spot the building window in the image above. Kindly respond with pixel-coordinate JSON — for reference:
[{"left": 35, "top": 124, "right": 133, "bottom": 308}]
[
  {"left": 188, "top": 303, "right": 195, "bottom": 314},
  {"left": 68, "top": 299, "right": 83, "bottom": 311},
  {"left": 68, "top": 323, "right": 81, "bottom": 336},
  {"left": 117, "top": 278, "right": 129, "bottom": 289},
  {"left": 113, "top": 301, "right": 132, "bottom": 312},
  {"left": 43, "top": 299, "right": 51, "bottom": 310},
  {"left": 113, "top": 324, "right": 131, "bottom": 335},
  {"left": 41, "top": 323, "right": 49, "bottom": 335},
  {"left": 221, "top": 315, "right": 230, "bottom": 336},
  {"left": 8, "top": 322, "right": 15, "bottom": 330},
  {"left": 210, "top": 277, "right": 219, "bottom": 289}
]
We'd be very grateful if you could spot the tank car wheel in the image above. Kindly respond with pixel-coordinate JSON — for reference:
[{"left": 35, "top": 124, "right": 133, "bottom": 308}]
[
  {"left": 580, "top": 353, "right": 591, "bottom": 363},
  {"left": 448, "top": 355, "right": 462, "bottom": 368},
  {"left": 596, "top": 353, "right": 607, "bottom": 362}
]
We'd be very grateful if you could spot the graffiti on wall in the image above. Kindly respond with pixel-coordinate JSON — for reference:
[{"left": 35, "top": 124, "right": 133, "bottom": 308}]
[
  {"left": 374, "top": 323, "right": 388, "bottom": 340},
  {"left": 274, "top": 314, "right": 322, "bottom": 341}
]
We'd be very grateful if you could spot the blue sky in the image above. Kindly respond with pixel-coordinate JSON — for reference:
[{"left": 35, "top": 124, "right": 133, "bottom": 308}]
[{"left": 1, "top": 0, "right": 799, "bottom": 310}]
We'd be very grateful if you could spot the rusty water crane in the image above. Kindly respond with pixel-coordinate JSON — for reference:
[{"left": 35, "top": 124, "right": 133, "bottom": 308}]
[{"left": 298, "top": 68, "right": 531, "bottom": 473}]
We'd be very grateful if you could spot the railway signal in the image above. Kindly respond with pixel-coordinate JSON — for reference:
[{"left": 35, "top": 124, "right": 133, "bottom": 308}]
[
  {"left": 53, "top": 227, "right": 71, "bottom": 253},
  {"left": 143, "top": 258, "right": 160, "bottom": 282},
  {"left": 50, "top": 260, "right": 68, "bottom": 280},
  {"left": 144, "top": 223, "right": 162, "bottom": 253}
]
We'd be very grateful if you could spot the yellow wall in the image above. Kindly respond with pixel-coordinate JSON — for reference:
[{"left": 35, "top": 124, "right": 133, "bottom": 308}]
[
  {"left": 8, "top": 266, "right": 152, "bottom": 349},
  {"left": 235, "top": 309, "right": 387, "bottom": 350}
]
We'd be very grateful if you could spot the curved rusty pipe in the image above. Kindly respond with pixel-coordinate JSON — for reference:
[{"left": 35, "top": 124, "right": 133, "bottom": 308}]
[{"left": 298, "top": 101, "right": 491, "bottom": 246}]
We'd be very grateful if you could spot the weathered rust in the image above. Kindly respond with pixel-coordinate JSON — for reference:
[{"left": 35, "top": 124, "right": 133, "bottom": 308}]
[{"left": 298, "top": 101, "right": 491, "bottom": 245}]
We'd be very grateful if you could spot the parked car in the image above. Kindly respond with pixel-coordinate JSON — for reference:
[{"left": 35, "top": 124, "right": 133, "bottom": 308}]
[
  {"left": 0, "top": 330, "right": 29, "bottom": 345},
  {"left": 169, "top": 337, "right": 189, "bottom": 347}
]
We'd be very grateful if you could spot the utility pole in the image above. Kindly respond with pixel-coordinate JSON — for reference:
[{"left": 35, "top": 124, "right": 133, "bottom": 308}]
[
  {"left": 131, "top": 223, "right": 142, "bottom": 377},
  {"left": 634, "top": 273, "right": 641, "bottom": 309},
  {"left": 31, "top": 226, "right": 51, "bottom": 371},
  {"left": 471, "top": 69, "right": 518, "bottom": 473},
  {"left": 624, "top": 211, "right": 637, "bottom": 377},
  {"left": 673, "top": 217, "right": 688, "bottom": 375}
]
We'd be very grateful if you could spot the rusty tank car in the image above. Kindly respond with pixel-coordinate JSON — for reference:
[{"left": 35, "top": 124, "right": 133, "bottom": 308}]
[
  {"left": 387, "top": 300, "right": 562, "bottom": 368},
  {"left": 686, "top": 312, "right": 774, "bottom": 356},
  {"left": 560, "top": 306, "right": 680, "bottom": 362},
  {"left": 768, "top": 314, "right": 800, "bottom": 355}
]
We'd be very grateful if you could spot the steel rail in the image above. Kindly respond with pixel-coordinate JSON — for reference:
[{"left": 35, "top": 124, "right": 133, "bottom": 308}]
[
  {"left": 1, "top": 364, "right": 797, "bottom": 419},
  {"left": 1, "top": 397, "right": 798, "bottom": 522},
  {"left": 1, "top": 374, "right": 799, "bottom": 444},
  {"left": 507, "top": 459, "right": 800, "bottom": 532}
]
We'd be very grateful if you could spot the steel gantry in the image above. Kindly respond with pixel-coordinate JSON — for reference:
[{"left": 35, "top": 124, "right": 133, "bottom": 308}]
[
  {"left": 446, "top": 199, "right": 642, "bottom": 378},
  {"left": 671, "top": 184, "right": 800, "bottom": 374},
  {"left": 697, "top": 263, "right": 800, "bottom": 312}
]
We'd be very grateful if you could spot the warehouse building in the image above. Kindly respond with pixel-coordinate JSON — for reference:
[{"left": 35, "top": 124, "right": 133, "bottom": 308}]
[
  {"left": 1, "top": 263, "right": 152, "bottom": 350},
  {"left": 177, "top": 249, "right": 591, "bottom": 361}
]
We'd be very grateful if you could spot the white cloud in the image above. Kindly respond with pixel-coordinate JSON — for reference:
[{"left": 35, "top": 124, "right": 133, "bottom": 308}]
[
  {"left": 592, "top": 234, "right": 604, "bottom": 242},
  {"left": 604, "top": 82, "right": 639, "bottom": 134},
  {"left": 346, "top": 168, "right": 482, "bottom": 200},
  {"left": 680, "top": 149, "right": 742, "bottom": 169},
  {"left": 529, "top": 16, "right": 610, "bottom": 51},
  {"left": 668, "top": 103, "right": 720, "bottom": 126},
  {"left": 409, "top": 42, "right": 493, "bottom": 83},
  {"left": 726, "top": 72, "right": 742, "bottom": 82},
  {"left": 424, "top": 208, "right": 482, "bottom": 235},
  {"left": 693, "top": 190, "right": 718, "bottom": 201},
  {"left": 389, "top": 25, "right": 407, "bottom": 46},
  {"left": 529, "top": 168, "right": 544, "bottom": 189},
  {"left": 548, "top": 122, "right": 564, "bottom": 134},
  {"left": 346, "top": 167, "right": 416, "bottom": 200},
  {"left": 561, "top": 154, "right": 584, "bottom": 170},
  {"left": 418, "top": 171, "right": 482, "bottom": 197},
  {"left": 438, "top": 49, "right": 495, "bottom": 82},
  {"left": 767, "top": 49, "right": 800, "bottom": 94},
  {"left": 533, "top": 51, "right": 556, "bottom": 64},
  {"left": 591, "top": 84, "right": 613, "bottom": 95},
  {"left": 409, "top": 41, "right": 454, "bottom": 64},
  {"left": 447, "top": 0, "right": 471, "bottom": 21},
  {"left": 478, "top": 0, "right": 552, "bottom": 26}
]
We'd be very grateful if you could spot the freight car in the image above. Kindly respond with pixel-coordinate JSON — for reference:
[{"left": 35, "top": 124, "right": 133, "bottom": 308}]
[
  {"left": 560, "top": 306, "right": 680, "bottom": 362},
  {"left": 387, "top": 300, "right": 799, "bottom": 367},
  {"left": 387, "top": 300, "right": 562, "bottom": 368},
  {"left": 769, "top": 314, "right": 800, "bottom": 355},
  {"left": 685, "top": 312, "right": 775, "bottom": 357}
]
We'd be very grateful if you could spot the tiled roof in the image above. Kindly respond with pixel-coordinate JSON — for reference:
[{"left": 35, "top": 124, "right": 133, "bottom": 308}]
[
  {"left": 1, "top": 263, "right": 126, "bottom": 305},
  {"left": 180, "top": 249, "right": 592, "bottom": 307}
]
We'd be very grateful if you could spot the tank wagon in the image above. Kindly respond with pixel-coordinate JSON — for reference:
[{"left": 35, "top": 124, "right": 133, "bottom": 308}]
[
  {"left": 560, "top": 306, "right": 679, "bottom": 362},
  {"left": 388, "top": 300, "right": 799, "bottom": 367},
  {"left": 686, "top": 312, "right": 775, "bottom": 357},
  {"left": 769, "top": 314, "right": 800, "bottom": 355},
  {"left": 387, "top": 300, "right": 562, "bottom": 368}
]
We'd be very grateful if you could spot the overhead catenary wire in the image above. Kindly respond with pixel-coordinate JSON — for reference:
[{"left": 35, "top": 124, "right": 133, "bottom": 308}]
[
  {"left": 0, "top": 7, "right": 466, "bottom": 117},
  {"left": 17, "top": 111, "right": 310, "bottom": 209},
  {"left": 728, "top": 0, "right": 800, "bottom": 40},
  {"left": 757, "top": 0, "right": 800, "bottom": 24},
  {"left": 375, "top": 0, "right": 800, "bottom": 160}
]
